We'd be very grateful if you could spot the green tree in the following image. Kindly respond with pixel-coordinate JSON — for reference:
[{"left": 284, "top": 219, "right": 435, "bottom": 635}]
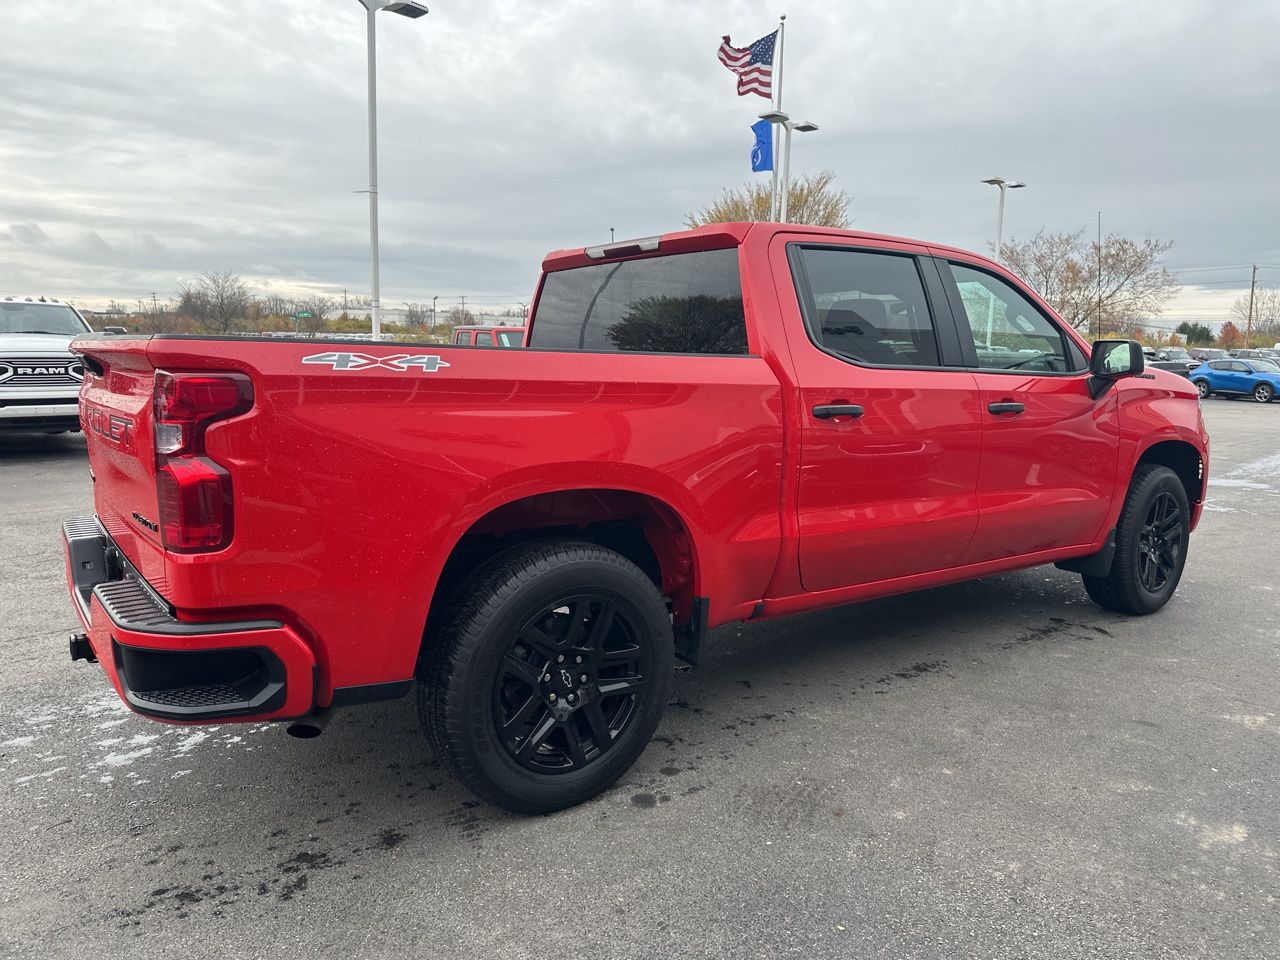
[
  {"left": 1175, "top": 321, "right": 1214, "bottom": 345},
  {"left": 686, "top": 171, "right": 851, "bottom": 228}
]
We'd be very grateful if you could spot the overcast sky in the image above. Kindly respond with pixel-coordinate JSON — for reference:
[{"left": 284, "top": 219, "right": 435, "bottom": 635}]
[{"left": 2, "top": 0, "right": 1277, "bottom": 324}]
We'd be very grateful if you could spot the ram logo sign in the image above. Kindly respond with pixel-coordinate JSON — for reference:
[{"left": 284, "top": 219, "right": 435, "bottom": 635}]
[{"left": 301, "top": 352, "right": 451, "bottom": 373}]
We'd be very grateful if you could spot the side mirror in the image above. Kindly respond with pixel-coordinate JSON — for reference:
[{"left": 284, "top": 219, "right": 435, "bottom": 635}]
[
  {"left": 103, "top": 326, "right": 128, "bottom": 335},
  {"left": 1088, "top": 339, "right": 1144, "bottom": 398}
]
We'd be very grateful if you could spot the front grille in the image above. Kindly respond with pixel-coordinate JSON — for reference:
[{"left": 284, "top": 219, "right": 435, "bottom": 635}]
[{"left": 0, "top": 355, "right": 83, "bottom": 386}]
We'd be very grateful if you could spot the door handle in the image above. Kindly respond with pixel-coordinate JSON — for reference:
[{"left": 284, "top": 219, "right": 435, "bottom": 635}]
[
  {"left": 987, "top": 401, "right": 1025, "bottom": 415},
  {"left": 812, "top": 404, "right": 864, "bottom": 420}
]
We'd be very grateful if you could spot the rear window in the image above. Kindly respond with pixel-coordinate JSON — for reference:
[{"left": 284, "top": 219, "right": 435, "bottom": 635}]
[
  {"left": 529, "top": 248, "right": 747, "bottom": 354},
  {"left": 496, "top": 329, "right": 523, "bottom": 347}
]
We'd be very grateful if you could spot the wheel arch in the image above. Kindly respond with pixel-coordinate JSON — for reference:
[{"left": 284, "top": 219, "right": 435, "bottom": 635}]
[
  {"left": 1135, "top": 438, "right": 1204, "bottom": 509},
  {"left": 415, "top": 482, "right": 705, "bottom": 666}
]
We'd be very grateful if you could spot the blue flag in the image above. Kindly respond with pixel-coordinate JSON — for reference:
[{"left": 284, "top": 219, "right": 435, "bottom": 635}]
[{"left": 750, "top": 118, "right": 773, "bottom": 172}]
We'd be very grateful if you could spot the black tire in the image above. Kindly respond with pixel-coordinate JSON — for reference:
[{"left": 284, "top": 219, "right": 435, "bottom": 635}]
[
  {"left": 419, "top": 540, "right": 673, "bottom": 813},
  {"left": 1082, "top": 464, "right": 1189, "bottom": 615},
  {"left": 1254, "top": 382, "right": 1274, "bottom": 403},
  {"left": 1193, "top": 378, "right": 1211, "bottom": 400}
]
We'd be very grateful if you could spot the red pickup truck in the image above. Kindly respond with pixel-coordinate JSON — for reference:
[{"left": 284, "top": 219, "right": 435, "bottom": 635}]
[{"left": 63, "top": 223, "right": 1208, "bottom": 812}]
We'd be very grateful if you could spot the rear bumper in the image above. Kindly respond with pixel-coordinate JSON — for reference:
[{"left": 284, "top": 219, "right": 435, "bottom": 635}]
[
  {"left": 62, "top": 516, "right": 317, "bottom": 723},
  {"left": 0, "top": 401, "right": 81, "bottom": 430}
]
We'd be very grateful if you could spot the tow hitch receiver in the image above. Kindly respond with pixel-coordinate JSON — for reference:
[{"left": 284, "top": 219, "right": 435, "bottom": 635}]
[{"left": 69, "top": 633, "right": 97, "bottom": 663}]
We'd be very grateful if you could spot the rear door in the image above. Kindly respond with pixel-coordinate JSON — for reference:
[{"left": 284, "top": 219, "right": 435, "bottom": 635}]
[
  {"left": 935, "top": 257, "right": 1119, "bottom": 563},
  {"left": 781, "top": 239, "right": 983, "bottom": 591}
]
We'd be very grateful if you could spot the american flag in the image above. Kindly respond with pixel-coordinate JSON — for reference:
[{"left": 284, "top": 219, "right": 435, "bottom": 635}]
[{"left": 717, "top": 30, "right": 777, "bottom": 99}]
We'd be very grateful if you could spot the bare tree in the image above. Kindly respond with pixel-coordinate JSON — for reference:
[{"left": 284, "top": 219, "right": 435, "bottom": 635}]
[
  {"left": 1230, "top": 285, "right": 1280, "bottom": 344},
  {"left": 403, "top": 303, "right": 430, "bottom": 328},
  {"left": 686, "top": 171, "right": 852, "bottom": 229},
  {"left": 293, "top": 295, "right": 334, "bottom": 338},
  {"left": 445, "top": 304, "right": 475, "bottom": 327},
  {"left": 177, "top": 271, "right": 252, "bottom": 334},
  {"left": 1001, "top": 231, "right": 1179, "bottom": 334}
]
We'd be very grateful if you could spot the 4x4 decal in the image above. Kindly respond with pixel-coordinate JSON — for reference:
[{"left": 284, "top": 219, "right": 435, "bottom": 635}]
[{"left": 302, "top": 352, "right": 451, "bottom": 373}]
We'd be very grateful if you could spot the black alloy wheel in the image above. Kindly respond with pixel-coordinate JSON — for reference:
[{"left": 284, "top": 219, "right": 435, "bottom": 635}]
[
  {"left": 1136, "top": 491, "right": 1183, "bottom": 593},
  {"left": 420, "top": 540, "right": 673, "bottom": 813},
  {"left": 494, "top": 595, "right": 650, "bottom": 774},
  {"left": 1082, "top": 463, "right": 1190, "bottom": 615}
]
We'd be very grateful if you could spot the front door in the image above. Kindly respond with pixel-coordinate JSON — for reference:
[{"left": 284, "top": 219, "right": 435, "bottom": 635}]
[
  {"left": 937, "top": 257, "right": 1120, "bottom": 563},
  {"left": 783, "top": 241, "right": 984, "bottom": 592}
]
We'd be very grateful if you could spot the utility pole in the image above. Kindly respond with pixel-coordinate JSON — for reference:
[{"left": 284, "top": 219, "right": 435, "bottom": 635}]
[
  {"left": 1245, "top": 263, "right": 1258, "bottom": 347},
  {"left": 460, "top": 295, "right": 466, "bottom": 319},
  {"left": 150, "top": 292, "right": 158, "bottom": 313},
  {"left": 1096, "top": 211, "right": 1103, "bottom": 339}
]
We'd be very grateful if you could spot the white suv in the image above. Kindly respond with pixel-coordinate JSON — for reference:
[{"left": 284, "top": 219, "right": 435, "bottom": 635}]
[{"left": 0, "top": 296, "right": 95, "bottom": 434}]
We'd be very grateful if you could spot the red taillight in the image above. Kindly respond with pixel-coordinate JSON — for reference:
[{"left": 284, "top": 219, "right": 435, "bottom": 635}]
[{"left": 153, "top": 371, "right": 253, "bottom": 552}]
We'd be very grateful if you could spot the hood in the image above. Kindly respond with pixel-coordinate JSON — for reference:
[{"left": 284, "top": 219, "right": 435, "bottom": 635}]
[{"left": 0, "top": 333, "right": 78, "bottom": 355}]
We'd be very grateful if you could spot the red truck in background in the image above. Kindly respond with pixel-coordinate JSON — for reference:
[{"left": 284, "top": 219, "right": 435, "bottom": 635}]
[{"left": 63, "top": 222, "right": 1209, "bottom": 812}]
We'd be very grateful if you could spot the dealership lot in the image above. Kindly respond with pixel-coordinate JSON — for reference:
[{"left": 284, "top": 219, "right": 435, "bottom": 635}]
[{"left": 1, "top": 400, "right": 1276, "bottom": 959}]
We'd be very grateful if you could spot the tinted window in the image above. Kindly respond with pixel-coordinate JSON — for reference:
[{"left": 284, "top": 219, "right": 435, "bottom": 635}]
[
  {"left": 794, "top": 248, "right": 939, "bottom": 366},
  {"left": 475, "top": 332, "right": 493, "bottom": 347},
  {"left": 1230, "top": 362, "right": 1250, "bottom": 372},
  {"left": 496, "top": 330, "right": 523, "bottom": 347},
  {"left": 1208, "top": 360, "right": 1229, "bottom": 370},
  {"left": 529, "top": 248, "right": 746, "bottom": 354},
  {"left": 949, "top": 263, "right": 1076, "bottom": 373}
]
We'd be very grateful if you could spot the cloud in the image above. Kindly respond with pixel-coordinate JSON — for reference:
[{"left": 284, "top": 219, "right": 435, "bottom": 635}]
[
  {"left": 0, "top": 0, "right": 1276, "bottom": 320},
  {"left": 6, "top": 223, "right": 51, "bottom": 246}
]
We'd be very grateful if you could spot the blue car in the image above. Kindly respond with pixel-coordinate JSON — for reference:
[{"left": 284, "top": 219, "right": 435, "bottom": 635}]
[{"left": 1191, "top": 358, "right": 1280, "bottom": 403}]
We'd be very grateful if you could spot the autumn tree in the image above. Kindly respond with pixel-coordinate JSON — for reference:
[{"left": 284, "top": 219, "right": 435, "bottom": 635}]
[
  {"left": 1175, "top": 321, "right": 1214, "bottom": 345},
  {"left": 1001, "top": 231, "right": 1179, "bottom": 335},
  {"left": 686, "top": 171, "right": 852, "bottom": 228},
  {"left": 177, "top": 271, "right": 252, "bottom": 334},
  {"left": 1218, "top": 321, "right": 1245, "bottom": 349}
]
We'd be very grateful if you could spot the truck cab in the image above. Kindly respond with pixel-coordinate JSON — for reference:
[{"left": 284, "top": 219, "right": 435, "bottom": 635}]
[
  {"left": 0, "top": 296, "right": 93, "bottom": 433},
  {"left": 451, "top": 325, "right": 526, "bottom": 347}
]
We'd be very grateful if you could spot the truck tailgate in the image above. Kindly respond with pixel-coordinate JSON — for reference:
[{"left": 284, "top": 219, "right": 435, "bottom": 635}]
[{"left": 71, "top": 337, "right": 169, "bottom": 590}]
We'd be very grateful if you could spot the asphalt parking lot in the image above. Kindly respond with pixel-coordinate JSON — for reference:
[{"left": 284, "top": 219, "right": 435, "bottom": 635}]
[{"left": 1, "top": 400, "right": 1277, "bottom": 959}]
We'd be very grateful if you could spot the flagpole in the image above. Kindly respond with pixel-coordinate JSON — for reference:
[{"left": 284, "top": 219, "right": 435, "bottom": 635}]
[{"left": 771, "top": 14, "right": 785, "bottom": 221}]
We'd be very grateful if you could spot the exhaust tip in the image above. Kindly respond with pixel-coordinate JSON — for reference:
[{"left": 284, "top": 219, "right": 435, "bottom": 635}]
[{"left": 286, "top": 711, "right": 331, "bottom": 739}]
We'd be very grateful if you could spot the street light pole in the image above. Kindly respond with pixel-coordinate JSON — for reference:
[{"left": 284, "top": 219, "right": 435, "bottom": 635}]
[
  {"left": 980, "top": 177, "right": 1025, "bottom": 263},
  {"left": 357, "top": 1, "right": 428, "bottom": 342},
  {"left": 364, "top": 2, "right": 382, "bottom": 341},
  {"left": 980, "top": 177, "right": 1026, "bottom": 347},
  {"left": 759, "top": 112, "right": 818, "bottom": 224},
  {"left": 431, "top": 294, "right": 438, "bottom": 332}
]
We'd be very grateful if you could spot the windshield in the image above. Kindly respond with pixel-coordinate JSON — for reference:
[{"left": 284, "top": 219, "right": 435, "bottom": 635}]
[
  {"left": 1248, "top": 359, "right": 1280, "bottom": 373},
  {"left": 1162, "top": 348, "right": 1191, "bottom": 360},
  {"left": 0, "top": 302, "right": 88, "bottom": 336}
]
